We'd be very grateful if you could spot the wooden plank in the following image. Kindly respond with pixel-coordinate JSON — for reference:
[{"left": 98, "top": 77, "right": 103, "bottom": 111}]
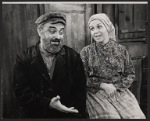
[
  {"left": 25, "top": 4, "right": 39, "bottom": 47},
  {"left": 39, "top": 4, "right": 45, "bottom": 15},
  {"left": 65, "top": 12, "right": 85, "bottom": 53},
  {"left": 85, "top": 4, "right": 94, "bottom": 45},
  {"left": 119, "top": 4, "right": 134, "bottom": 31},
  {"left": 140, "top": 56, "right": 148, "bottom": 116},
  {"left": 45, "top": 4, "right": 85, "bottom": 13},
  {"left": 71, "top": 13, "right": 85, "bottom": 53},
  {"left": 121, "top": 29, "right": 146, "bottom": 33},
  {"left": 66, "top": 13, "right": 75, "bottom": 49},
  {"left": 2, "top": 4, "right": 18, "bottom": 117},
  {"left": 130, "top": 59, "right": 142, "bottom": 104},
  {"left": 118, "top": 4, "right": 134, "bottom": 40},
  {"left": 118, "top": 38, "right": 146, "bottom": 43},
  {"left": 97, "top": 4, "right": 102, "bottom": 13},
  {"left": 102, "top": 4, "right": 115, "bottom": 25},
  {"left": 118, "top": 4, "right": 147, "bottom": 42},
  {"left": 71, "top": 13, "right": 79, "bottom": 52},
  {"left": 115, "top": 4, "right": 119, "bottom": 42},
  {"left": 119, "top": 32, "right": 146, "bottom": 39},
  {"left": 1, "top": 4, "right": 39, "bottom": 118},
  {"left": 134, "top": 4, "right": 148, "bottom": 29},
  {"left": 120, "top": 42, "right": 147, "bottom": 58}
]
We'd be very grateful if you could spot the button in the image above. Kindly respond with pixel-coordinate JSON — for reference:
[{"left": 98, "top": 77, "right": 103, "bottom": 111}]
[{"left": 49, "top": 88, "right": 52, "bottom": 91}]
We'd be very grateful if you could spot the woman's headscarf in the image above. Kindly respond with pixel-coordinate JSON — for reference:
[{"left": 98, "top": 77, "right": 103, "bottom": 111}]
[{"left": 88, "top": 13, "right": 116, "bottom": 41}]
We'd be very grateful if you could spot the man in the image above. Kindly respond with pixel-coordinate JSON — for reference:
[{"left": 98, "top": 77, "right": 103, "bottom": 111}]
[{"left": 13, "top": 12, "right": 87, "bottom": 118}]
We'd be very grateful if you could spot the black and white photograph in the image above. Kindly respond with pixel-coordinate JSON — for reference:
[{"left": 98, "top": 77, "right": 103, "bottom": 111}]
[{"left": 1, "top": 1, "right": 149, "bottom": 119}]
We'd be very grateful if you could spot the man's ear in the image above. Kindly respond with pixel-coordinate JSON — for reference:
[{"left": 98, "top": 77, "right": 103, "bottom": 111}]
[{"left": 37, "top": 27, "right": 42, "bottom": 36}]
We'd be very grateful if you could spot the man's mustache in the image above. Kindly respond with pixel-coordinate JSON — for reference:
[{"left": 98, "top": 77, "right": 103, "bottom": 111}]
[{"left": 51, "top": 38, "right": 61, "bottom": 42}]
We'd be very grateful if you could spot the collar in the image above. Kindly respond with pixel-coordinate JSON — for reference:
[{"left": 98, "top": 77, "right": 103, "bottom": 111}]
[
  {"left": 95, "top": 39, "right": 115, "bottom": 50},
  {"left": 59, "top": 47, "right": 65, "bottom": 56}
]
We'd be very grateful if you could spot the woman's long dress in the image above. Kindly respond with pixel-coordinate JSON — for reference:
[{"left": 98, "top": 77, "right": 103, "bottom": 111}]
[{"left": 80, "top": 40, "right": 146, "bottom": 119}]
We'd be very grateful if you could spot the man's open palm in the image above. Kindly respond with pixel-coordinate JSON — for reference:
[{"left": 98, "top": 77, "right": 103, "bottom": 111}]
[{"left": 50, "top": 95, "right": 79, "bottom": 113}]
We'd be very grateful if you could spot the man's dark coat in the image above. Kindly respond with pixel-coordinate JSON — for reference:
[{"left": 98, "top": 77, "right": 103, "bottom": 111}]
[{"left": 13, "top": 42, "right": 87, "bottom": 118}]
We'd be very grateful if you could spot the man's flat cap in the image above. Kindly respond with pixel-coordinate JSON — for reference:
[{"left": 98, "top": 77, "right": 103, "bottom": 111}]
[{"left": 35, "top": 12, "right": 66, "bottom": 25}]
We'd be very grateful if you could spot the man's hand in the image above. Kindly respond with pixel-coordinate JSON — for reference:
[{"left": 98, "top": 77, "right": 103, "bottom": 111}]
[
  {"left": 100, "top": 83, "right": 116, "bottom": 97},
  {"left": 49, "top": 95, "right": 79, "bottom": 113}
]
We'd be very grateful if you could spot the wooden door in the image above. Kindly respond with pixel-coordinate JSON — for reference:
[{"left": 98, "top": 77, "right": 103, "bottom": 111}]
[
  {"left": 117, "top": 4, "right": 148, "bottom": 116},
  {"left": 117, "top": 4, "right": 148, "bottom": 103}
]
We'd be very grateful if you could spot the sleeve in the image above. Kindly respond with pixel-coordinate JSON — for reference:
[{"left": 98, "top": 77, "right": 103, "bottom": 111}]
[
  {"left": 69, "top": 53, "right": 87, "bottom": 118},
  {"left": 13, "top": 52, "right": 51, "bottom": 112},
  {"left": 113, "top": 48, "right": 135, "bottom": 91},
  {"left": 80, "top": 48, "right": 102, "bottom": 94}
]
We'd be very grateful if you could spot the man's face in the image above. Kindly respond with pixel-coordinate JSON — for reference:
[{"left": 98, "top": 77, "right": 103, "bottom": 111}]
[{"left": 38, "top": 22, "right": 65, "bottom": 53}]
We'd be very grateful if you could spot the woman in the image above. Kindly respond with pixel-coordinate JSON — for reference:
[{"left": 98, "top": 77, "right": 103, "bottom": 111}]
[{"left": 80, "top": 13, "right": 146, "bottom": 119}]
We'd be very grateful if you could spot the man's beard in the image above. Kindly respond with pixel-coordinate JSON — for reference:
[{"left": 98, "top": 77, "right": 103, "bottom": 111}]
[
  {"left": 46, "top": 44, "right": 63, "bottom": 54},
  {"left": 45, "top": 39, "right": 63, "bottom": 54}
]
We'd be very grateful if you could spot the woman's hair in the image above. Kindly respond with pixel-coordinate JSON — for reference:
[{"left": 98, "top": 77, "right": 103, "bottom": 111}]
[{"left": 88, "top": 13, "right": 116, "bottom": 41}]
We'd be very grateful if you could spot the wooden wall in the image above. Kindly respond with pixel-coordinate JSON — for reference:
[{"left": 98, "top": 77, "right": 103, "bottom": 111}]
[
  {"left": 1, "top": 4, "right": 148, "bottom": 118},
  {"left": 1, "top": 4, "right": 40, "bottom": 118},
  {"left": 117, "top": 4, "right": 148, "bottom": 108}
]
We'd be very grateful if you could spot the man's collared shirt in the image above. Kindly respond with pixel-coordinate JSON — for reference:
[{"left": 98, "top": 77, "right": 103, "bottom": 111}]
[{"left": 40, "top": 46, "right": 65, "bottom": 79}]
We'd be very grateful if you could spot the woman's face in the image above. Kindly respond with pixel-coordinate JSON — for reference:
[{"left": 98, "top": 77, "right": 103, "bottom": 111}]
[{"left": 89, "top": 20, "right": 109, "bottom": 45}]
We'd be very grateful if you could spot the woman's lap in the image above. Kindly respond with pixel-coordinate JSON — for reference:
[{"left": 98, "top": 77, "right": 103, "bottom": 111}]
[{"left": 86, "top": 89, "right": 146, "bottom": 119}]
